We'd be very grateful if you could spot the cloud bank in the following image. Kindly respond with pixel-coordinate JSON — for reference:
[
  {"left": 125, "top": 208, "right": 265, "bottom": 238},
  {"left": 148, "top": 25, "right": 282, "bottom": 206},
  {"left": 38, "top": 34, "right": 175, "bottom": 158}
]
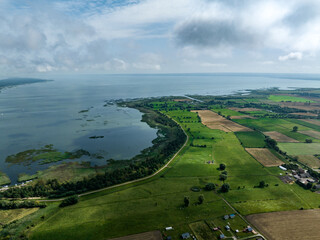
[{"left": 0, "top": 0, "right": 320, "bottom": 75}]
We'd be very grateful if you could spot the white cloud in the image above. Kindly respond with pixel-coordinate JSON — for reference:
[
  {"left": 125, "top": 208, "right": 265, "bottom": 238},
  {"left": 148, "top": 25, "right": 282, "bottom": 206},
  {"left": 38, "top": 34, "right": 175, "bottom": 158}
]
[{"left": 278, "top": 52, "right": 303, "bottom": 61}]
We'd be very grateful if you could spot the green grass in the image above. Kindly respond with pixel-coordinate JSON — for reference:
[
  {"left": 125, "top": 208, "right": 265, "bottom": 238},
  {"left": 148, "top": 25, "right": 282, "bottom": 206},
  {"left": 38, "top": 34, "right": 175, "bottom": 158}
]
[
  {"left": 278, "top": 143, "right": 320, "bottom": 155},
  {"left": 235, "top": 131, "right": 266, "bottom": 148},
  {"left": 268, "top": 95, "right": 315, "bottom": 103},
  {"left": 0, "top": 171, "right": 11, "bottom": 185},
  {"left": 9, "top": 107, "right": 320, "bottom": 240},
  {"left": 211, "top": 108, "right": 244, "bottom": 116}
]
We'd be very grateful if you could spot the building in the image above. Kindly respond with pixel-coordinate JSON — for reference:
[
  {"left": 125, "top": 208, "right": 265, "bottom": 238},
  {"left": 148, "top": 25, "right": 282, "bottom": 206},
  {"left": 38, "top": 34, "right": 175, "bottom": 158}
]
[
  {"left": 229, "top": 214, "right": 235, "bottom": 218},
  {"left": 181, "top": 233, "right": 190, "bottom": 239},
  {"left": 225, "top": 225, "right": 230, "bottom": 231},
  {"left": 167, "top": 237, "right": 172, "bottom": 240},
  {"left": 219, "top": 234, "right": 225, "bottom": 239},
  {"left": 165, "top": 227, "right": 173, "bottom": 231},
  {"left": 223, "top": 215, "right": 229, "bottom": 220},
  {"left": 279, "top": 166, "right": 287, "bottom": 171}
]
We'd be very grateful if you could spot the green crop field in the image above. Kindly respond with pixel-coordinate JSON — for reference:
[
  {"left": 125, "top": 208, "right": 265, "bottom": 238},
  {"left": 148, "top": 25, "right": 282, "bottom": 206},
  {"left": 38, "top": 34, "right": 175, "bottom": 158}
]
[
  {"left": 278, "top": 143, "right": 320, "bottom": 155},
  {"left": 268, "top": 95, "right": 315, "bottom": 102},
  {"left": 235, "top": 131, "right": 266, "bottom": 148},
  {"left": 24, "top": 107, "right": 320, "bottom": 240},
  {"left": 234, "top": 118, "right": 320, "bottom": 143}
]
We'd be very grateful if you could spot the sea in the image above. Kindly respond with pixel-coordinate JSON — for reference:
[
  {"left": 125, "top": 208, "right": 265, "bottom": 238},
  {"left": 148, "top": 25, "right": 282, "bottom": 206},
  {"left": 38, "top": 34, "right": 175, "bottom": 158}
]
[{"left": 1, "top": 73, "right": 320, "bottom": 183}]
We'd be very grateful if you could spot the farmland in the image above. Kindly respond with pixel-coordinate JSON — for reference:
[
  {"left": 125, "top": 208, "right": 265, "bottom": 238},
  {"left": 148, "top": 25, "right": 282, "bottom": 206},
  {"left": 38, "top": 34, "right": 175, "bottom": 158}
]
[
  {"left": 247, "top": 209, "right": 320, "bottom": 240},
  {"left": 3, "top": 88, "right": 320, "bottom": 240},
  {"left": 268, "top": 95, "right": 315, "bottom": 103}
]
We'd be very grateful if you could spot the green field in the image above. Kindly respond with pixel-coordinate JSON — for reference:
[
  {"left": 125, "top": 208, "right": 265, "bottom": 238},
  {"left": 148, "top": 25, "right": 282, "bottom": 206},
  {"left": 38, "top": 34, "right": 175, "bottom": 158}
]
[
  {"left": 0, "top": 171, "right": 11, "bottom": 185},
  {"left": 235, "top": 131, "right": 266, "bottom": 148},
  {"left": 234, "top": 118, "right": 320, "bottom": 143},
  {"left": 268, "top": 95, "right": 315, "bottom": 103},
  {"left": 278, "top": 143, "right": 320, "bottom": 155},
  {"left": 22, "top": 108, "right": 320, "bottom": 240}
]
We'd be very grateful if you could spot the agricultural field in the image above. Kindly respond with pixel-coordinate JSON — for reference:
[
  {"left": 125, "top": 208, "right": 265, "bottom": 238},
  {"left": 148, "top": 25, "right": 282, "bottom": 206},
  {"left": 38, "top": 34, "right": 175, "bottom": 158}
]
[
  {"left": 0, "top": 208, "right": 39, "bottom": 226},
  {"left": 192, "top": 110, "right": 252, "bottom": 132},
  {"left": 296, "top": 155, "right": 320, "bottom": 169},
  {"left": 235, "top": 131, "right": 266, "bottom": 148},
  {"left": 245, "top": 148, "right": 283, "bottom": 167},
  {"left": 247, "top": 209, "right": 320, "bottom": 240},
  {"left": 109, "top": 231, "right": 162, "bottom": 240},
  {"left": 263, "top": 131, "right": 299, "bottom": 142},
  {"left": 278, "top": 143, "right": 320, "bottom": 155},
  {"left": 211, "top": 108, "right": 245, "bottom": 117},
  {"left": 300, "top": 119, "right": 320, "bottom": 126},
  {"left": 299, "top": 130, "right": 320, "bottom": 139},
  {"left": 268, "top": 95, "right": 315, "bottom": 103}
]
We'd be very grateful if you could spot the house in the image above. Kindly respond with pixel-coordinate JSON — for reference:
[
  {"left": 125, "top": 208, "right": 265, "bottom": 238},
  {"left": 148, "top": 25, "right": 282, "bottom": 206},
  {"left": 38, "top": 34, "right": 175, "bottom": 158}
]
[
  {"left": 225, "top": 225, "right": 230, "bottom": 231},
  {"left": 213, "top": 227, "right": 219, "bottom": 231},
  {"left": 167, "top": 237, "right": 172, "bottom": 240},
  {"left": 219, "top": 234, "right": 225, "bottom": 239},
  {"left": 229, "top": 214, "right": 235, "bottom": 218},
  {"left": 165, "top": 227, "right": 173, "bottom": 231},
  {"left": 315, "top": 184, "right": 320, "bottom": 189},
  {"left": 247, "top": 226, "right": 253, "bottom": 232},
  {"left": 223, "top": 215, "right": 229, "bottom": 220},
  {"left": 181, "top": 233, "right": 190, "bottom": 239}
]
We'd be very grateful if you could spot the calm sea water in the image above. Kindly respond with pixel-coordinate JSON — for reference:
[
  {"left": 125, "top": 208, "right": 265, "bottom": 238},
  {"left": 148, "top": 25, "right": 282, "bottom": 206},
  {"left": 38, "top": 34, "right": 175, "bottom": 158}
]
[{"left": 1, "top": 73, "right": 320, "bottom": 183}]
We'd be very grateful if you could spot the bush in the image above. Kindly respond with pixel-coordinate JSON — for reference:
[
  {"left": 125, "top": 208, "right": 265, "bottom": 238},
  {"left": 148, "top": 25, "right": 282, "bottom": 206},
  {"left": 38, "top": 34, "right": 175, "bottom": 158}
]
[
  {"left": 219, "top": 163, "right": 226, "bottom": 170},
  {"left": 205, "top": 183, "right": 215, "bottom": 191},
  {"left": 59, "top": 195, "right": 79, "bottom": 208},
  {"left": 221, "top": 183, "right": 230, "bottom": 193}
]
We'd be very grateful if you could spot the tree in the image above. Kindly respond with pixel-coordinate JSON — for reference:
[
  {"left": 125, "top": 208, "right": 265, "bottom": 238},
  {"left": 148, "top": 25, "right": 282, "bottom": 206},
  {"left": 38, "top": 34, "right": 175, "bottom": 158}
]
[
  {"left": 219, "top": 163, "right": 226, "bottom": 170},
  {"left": 198, "top": 195, "right": 204, "bottom": 204},
  {"left": 292, "top": 126, "right": 298, "bottom": 132},
  {"left": 226, "top": 115, "right": 231, "bottom": 120},
  {"left": 221, "top": 183, "right": 230, "bottom": 193},
  {"left": 259, "top": 181, "right": 266, "bottom": 188},
  {"left": 305, "top": 139, "right": 313, "bottom": 143},
  {"left": 205, "top": 183, "right": 216, "bottom": 191},
  {"left": 184, "top": 196, "right": 190, "bottom": 207},
  {"left": 59, "top": 195, "right": 79, "bottom": 208},
  {"left": 219, "top": 174, "right": 228, "bottom": 181}
]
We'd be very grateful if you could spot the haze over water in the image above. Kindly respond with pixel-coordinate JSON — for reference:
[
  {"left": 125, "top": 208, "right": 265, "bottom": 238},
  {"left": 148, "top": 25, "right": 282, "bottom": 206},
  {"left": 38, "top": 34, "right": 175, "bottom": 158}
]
[{"left": 1, "top": 73, "right": 320, "bottom": 183}]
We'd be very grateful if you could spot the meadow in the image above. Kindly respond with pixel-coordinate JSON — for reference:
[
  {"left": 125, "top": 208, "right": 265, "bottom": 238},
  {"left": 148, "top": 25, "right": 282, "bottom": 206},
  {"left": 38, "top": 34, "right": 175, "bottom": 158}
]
[
  {"left": 268, "top": 95, "right": 315, "bottom": 103},
  {"left": 24, "top": 107, "right": 320, "bottom": 240}
]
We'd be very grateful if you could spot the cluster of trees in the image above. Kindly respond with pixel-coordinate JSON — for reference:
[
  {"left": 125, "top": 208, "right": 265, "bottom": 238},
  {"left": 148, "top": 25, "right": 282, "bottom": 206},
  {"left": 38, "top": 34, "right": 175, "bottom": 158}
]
[
  {"left": 183, "top": 195, "right": 204, "bottom": 207},
  {"left": 59, "top": 195, "right": 79, "bottom": 207},
  {"left": 190, "top": 143, "right": 207, "bottom": 148},
  {"left": 0, "top": 200, "right": 46, "bottom": 209}
]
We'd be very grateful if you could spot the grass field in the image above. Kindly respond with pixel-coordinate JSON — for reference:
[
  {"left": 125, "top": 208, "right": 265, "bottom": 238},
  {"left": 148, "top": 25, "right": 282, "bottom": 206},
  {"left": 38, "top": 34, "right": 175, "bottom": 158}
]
[
  {"left": 211, "top": 108, "right": 245, "bottom": 117},
  {"left": 235, "top": 131, "right": 266, "bottom": 148},
  {"left": 278, "top": 143, "right": 320, "bottom": 155},
  {"left": 247, "top": 209, "right": 320, "bottom": 240},
  {"left": 109, "top": 231, "right": 162, "bottom": 240},
  {"left": 268, "top": 95, "right": 315, "bottom": 103},
  {"left": 296, "top": 155, "right": 320, "bottom": 169},
  {"left": 6, "top": 106, "right": 320, "bottom": 240},
  {"left": 0, "top": 208, "right": 39, "bottom": 225},
  {"left": 0, "top": 171, "right": 11, "bottom": 185}
]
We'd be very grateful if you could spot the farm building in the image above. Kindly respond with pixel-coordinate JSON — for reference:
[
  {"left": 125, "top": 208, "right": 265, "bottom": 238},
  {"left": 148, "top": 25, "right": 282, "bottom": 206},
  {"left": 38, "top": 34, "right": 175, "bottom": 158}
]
[
  {"left": 225, "top": 225, "right": 230, "bottom": 231},
  {"left": 181, "top": 232, "right": 190, "bottom": 239},
  {"left": 279, "top": 166, "right": 287, "bottom": 171},
  {"left": 165, "top": 227, "right": 173, "bottom": 231},
  {"left": 223, "top": 215, "right": 229, "bottom": 220},
  {"left": 229, "top": 213, "right": 235, "bottom": 218}
]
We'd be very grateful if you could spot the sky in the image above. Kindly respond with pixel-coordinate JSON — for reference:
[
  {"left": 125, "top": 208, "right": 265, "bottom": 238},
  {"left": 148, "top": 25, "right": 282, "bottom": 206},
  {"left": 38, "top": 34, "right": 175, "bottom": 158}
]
[{"left": 1, "top": 0, "right": 320, "bottom": 76}]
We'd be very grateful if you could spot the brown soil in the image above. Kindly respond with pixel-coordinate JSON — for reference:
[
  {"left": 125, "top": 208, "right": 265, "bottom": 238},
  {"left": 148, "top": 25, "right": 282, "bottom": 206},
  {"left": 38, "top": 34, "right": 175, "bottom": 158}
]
[
  {"left": 245, "top": 148, "right": 283, "bottom": 167},
  {"left": 247, "top": 209, "right": 320, "bottom": 240},
  {"left": 299, "top": 130, "right": 320, "bottom": 139},
  {"left": 192, "top": 110, "right": 252, "bottom": 132},
  {"left": 263, "top": 131, "right": 299, "bottom": 142},
  {"left": 109, "top": 231, "right": 163, "bottom": 240}
]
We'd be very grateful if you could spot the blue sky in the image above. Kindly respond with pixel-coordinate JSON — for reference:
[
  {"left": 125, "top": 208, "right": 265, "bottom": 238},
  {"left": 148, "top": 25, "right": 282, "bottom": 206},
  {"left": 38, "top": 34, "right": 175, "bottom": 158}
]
[{"left": 1, "top": 0, "right": 320, "bottom": 76}]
